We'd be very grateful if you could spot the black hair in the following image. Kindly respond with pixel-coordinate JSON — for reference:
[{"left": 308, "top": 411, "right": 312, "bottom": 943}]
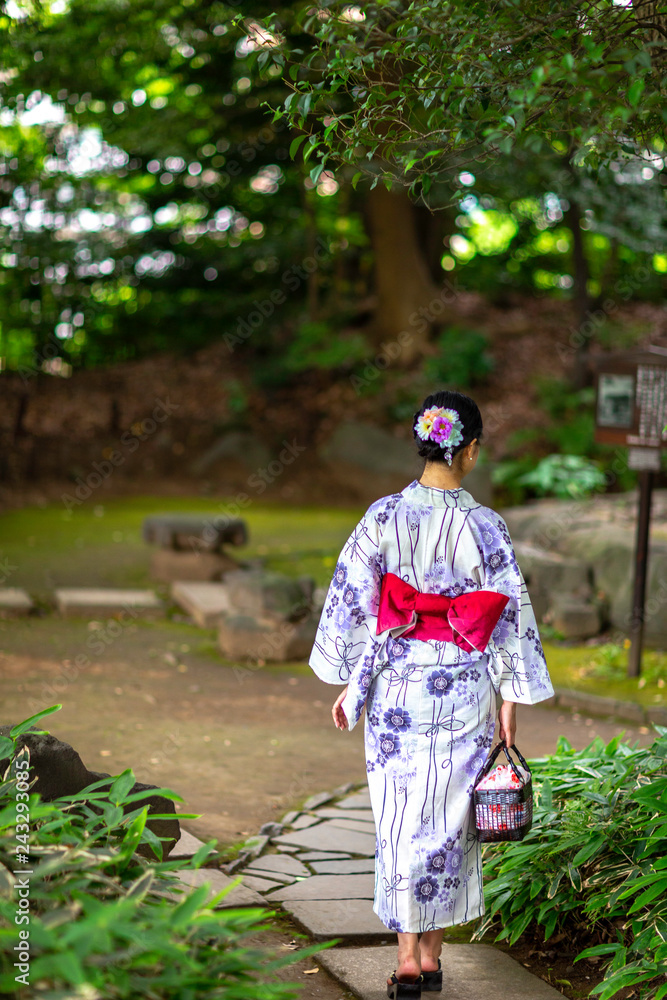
[{"left": 412, "top": 390, "right": 483, "bottom": 464}]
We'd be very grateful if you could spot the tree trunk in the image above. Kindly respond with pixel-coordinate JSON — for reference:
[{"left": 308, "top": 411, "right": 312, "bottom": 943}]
[
  {"left": 366, "top": 185, "right": 452, "bottom": 364},
  {"left": 565, "top": 197, "right": 593, "bottom": 389}
]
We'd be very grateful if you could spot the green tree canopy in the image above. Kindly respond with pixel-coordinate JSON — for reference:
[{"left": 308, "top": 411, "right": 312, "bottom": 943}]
[{"left": 265, "top": 0, "right": 667, "bottom": 195}]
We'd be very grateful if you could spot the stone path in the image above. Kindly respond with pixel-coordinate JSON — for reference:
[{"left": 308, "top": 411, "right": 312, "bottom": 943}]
[
  {"left": 170, "top": 786, "right": 562, "bottom": 999},
  {"left": 0, "top": 588, "right": 33, "bottom": 616},
  {"left": 54, "top": 587, "right": 163, "bottom": 617}
]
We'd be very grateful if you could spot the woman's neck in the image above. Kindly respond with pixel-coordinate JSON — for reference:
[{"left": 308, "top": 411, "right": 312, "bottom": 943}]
[{"left": 418, "top": 461, "right": 464, "bottom": 491}]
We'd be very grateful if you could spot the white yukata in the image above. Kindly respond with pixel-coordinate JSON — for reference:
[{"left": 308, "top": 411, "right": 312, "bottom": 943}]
[{"left": 309, "top": 480, "right": 554, "bottom": 933}]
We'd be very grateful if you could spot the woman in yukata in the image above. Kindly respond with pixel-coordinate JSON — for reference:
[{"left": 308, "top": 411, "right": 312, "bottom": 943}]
[{"left": 308, "top": 389, "right": 554, "bottom": 999}]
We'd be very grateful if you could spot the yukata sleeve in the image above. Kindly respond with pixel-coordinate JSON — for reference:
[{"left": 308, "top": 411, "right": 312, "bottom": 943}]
[
  {"left": 308, "top": 508, "right": 384, "bottom": 730},
  {"left": 473, "top": 511, "right": 554, "bottom": 705}
]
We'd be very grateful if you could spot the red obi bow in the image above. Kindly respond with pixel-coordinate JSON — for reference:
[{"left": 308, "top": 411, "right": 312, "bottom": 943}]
[{"left": 376, "top": 573, "right": 509, "bottom": 653}]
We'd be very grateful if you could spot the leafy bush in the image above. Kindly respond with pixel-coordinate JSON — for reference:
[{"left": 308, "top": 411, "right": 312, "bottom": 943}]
[
  {"left": 423, "top": 328, "right": 494, "bottom": 388},
  {"left": 517, "top": 453, "right": 607, "bottom": 499},
  {"left": 1, "top": 706, "right": 318, "bottom": 999},
  {"left": 476, "top": 729, "right": 667, "bottom": 1000}
]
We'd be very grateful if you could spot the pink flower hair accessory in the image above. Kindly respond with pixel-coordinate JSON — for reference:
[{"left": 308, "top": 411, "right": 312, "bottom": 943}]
[{"left": 414, "top": 406, "right": 464, "bottom": 465}]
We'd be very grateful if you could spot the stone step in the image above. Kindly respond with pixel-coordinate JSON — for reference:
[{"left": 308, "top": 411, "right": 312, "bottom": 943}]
[
  {"left": 280, "top": 898, "right": 389, "bottom": 941},
  {"left": 273, "top": 820, "right": 376, "bottom": 856},
  {"left": 170, "top": 581, "right": 233, "bottom": 627},
  {"left": 319, "top": 944, "right": 564, "bottom": 1000},
  {"left": 268, "top": 873, "right": 375, "bottom": 902},
  {"left": 170, "top": 828, "right": 210, "bottom": 859},
  {"left": 169, "top": 867, "right": 265, "bottom": 909},
  {"left": 0, "top": 588, "right": 34, "bottom": 616},
  {"left": 54, "top": 588, "right": 163, "bottom": 618}
]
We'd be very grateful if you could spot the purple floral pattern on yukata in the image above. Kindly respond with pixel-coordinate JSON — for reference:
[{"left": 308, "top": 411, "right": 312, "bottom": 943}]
[{"left": 308, "top": 481, "right": 554, "bottom": 932}]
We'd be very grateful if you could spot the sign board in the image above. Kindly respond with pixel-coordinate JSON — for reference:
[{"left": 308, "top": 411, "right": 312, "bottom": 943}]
[
  {"left": 593, "top": 347, "right": 667, "bottom": 678},
  {"left": 594, "top": 347, "right": 667, "bottom": 452}
]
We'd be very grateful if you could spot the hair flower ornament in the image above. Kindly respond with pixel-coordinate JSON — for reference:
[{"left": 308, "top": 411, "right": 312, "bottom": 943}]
[{"left": 415, "top": 406, "right": 464, "bottom": 465}]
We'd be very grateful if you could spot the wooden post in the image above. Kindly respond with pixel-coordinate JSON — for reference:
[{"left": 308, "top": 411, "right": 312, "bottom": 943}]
[{"left": 628, "top": 470, "right": 654, "bottom": 678}]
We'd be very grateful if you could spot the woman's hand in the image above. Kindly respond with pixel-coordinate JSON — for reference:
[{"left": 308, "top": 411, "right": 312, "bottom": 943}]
[
  {"left": 498, "top": 701, "right": 517, "bottom": 748},
  {"left": 332, "top": 687, "right": 349, "bottom": 730}
]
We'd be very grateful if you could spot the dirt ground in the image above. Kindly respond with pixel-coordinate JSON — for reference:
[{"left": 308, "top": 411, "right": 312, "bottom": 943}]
[
  {"left": 0, "top": 616, "right": 653, "bottom": 1000},
  {"left": 0, "top": 617, "right": 652, "bottom": 846}
]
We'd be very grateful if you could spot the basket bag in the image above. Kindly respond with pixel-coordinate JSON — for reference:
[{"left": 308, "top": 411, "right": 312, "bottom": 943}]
[{"left": 473, "top": 742, "right": 533, "bottom": 843}]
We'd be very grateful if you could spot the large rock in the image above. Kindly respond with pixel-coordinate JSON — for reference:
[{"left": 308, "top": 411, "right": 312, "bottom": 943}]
[
  {"left": 0, "top": 727, "right": 180, "bottom": 860},
  {"left": 189, "top": 432, "right": 271, "bottom": 476},
  {"left": 514, "top": 542, "right": 592, "bottom": 624},
  {"left": 151, "top": 549, "right": 241, "bottom": 583},
  {"left": 550, "top": 600, "right": 602, "bottom": 641},
  {"left": 503, "top": 491, "right": 667, "bottom": 644},
  {"left": 218, "top": 614, "right": 317, "bottom": 662},
  {"left": 226, "top": 569, "right": 313, "bottom": 620},
  {"left": 319, "top": 420, "right": 494, "bottom": 506}
]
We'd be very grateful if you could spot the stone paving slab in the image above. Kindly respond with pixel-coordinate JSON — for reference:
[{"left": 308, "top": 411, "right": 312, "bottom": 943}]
[
  {"left": 268, "top": 873, "right": 375, "bottom": 902},
  {"left": 0, "top": 588, "right": 34, "bottom": 615},
  {"left": 336, "top": 791, "right": 371, "bottom": 810},
  {"left": 310, "top": 858, "right": 376, "bottom": 875},
  {"left": 326, "top": 817, "right": 379, "bottom": 835},
  {"left": 273, "top": 822, "right": 376, "bottom": 856},
  {"left": 296, "top": 851, "right": 352, "bottom": 862},
  {"left": 170, "top": 868, "right": 265, "bottom": 909},
  {"left": 170, "top": 829, "right": 209, "bottom": 859},
  {"left": 243, "top": 868, "right": 295, "bottom": 885},
  {"left": 170, "top": 581, "right": 232, "bottom": 627},
  {"left": 319, "top": 944, "right": 564, "bottom": 1000},
  {"left": 244, "top": 854, "right": 310, "bottom": 878},
  {"left": 302, "top": 791, "right": 335, "bottom": 810},
  {"left": 241, "top": 874, "right": 285, "bottom": 893},
  {"left": 314, "top": 808, "right": 375, "bottom": 823},
  {"left": 280, "top": 898, "right": 389, "bottom": 941},
  {"left": 55, "top": 587, "right": 163, "bottom": 617},
  {"left": 290, "top": 813, "right": 321, "bottom": 830}
]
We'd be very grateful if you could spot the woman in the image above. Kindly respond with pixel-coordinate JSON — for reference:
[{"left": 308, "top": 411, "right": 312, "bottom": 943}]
[{"left": 308, "top": 390, "right": 554, "bottom": 999}]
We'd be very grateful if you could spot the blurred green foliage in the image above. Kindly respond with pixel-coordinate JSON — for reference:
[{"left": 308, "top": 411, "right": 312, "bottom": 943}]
[
  {"left": 517, "top": 453, "right": 607, "bottom": 499},
  {"left": 0, "top": 704, "right": 316, "bottom": 999},
  {"left": 0, "top": 0, "right": 664, "bottom": 390},
  {"left": 423, "top": 328, "right": 494, "bottom": 388}
]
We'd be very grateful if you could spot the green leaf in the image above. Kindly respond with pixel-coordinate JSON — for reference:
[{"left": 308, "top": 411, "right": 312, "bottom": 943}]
[
  {"left": 289, "top": 133, "right": 307, "bottom": 158},
  {"left": 628, "top": 878, "right": 667, "bottom": 913},
  {"left": 110, "top": 769, "right": 135, "bottom": 805},
  {"left": 309, "top": 163, "right": 325, "bottom": 185},
  {"left": 627, "top": 79, "right": 644, "bottom": 107},
  {"left": 10, "top": 704, "right": 62, "bottom": 738}
]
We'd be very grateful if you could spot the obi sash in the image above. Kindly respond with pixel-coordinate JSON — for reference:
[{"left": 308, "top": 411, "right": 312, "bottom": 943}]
[{"left": 376, "top": 572, "right": 509, "bottom": 654}]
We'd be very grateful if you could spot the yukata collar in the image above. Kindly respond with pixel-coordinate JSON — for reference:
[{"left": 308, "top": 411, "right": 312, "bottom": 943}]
[{"left": 402, "top": 479, "right": 478, "bottom": 510}]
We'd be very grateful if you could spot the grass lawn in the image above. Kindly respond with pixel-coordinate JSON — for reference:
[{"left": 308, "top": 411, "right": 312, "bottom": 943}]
[
  {"left": 2, "top": 495, "right": 665, "bottom": 707},
  {"left": 543, "top": 641, "right": 667, "bottom": 709}
]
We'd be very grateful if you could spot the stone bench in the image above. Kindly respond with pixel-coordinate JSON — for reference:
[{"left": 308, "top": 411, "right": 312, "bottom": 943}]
[
  {"left": 142, "top": 514, "right": 248, "bottom": 553},
  {"left": 144, "top": 514, "right": 249, "bottom": 583}
]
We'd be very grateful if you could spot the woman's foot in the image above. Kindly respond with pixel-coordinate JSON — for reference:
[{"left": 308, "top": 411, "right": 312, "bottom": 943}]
[{"left": 387, "top": 954, "right": 421, "bottom": 985}]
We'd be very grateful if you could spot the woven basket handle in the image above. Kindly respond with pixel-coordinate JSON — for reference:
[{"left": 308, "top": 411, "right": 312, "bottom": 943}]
[{"left": 477, "top": 742, "right": 531, "bottom": 784}]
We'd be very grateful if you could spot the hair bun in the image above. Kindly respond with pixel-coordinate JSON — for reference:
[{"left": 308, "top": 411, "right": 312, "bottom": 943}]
[{"left": 413, "top": 390, "right": 483, "bottom": 465}]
